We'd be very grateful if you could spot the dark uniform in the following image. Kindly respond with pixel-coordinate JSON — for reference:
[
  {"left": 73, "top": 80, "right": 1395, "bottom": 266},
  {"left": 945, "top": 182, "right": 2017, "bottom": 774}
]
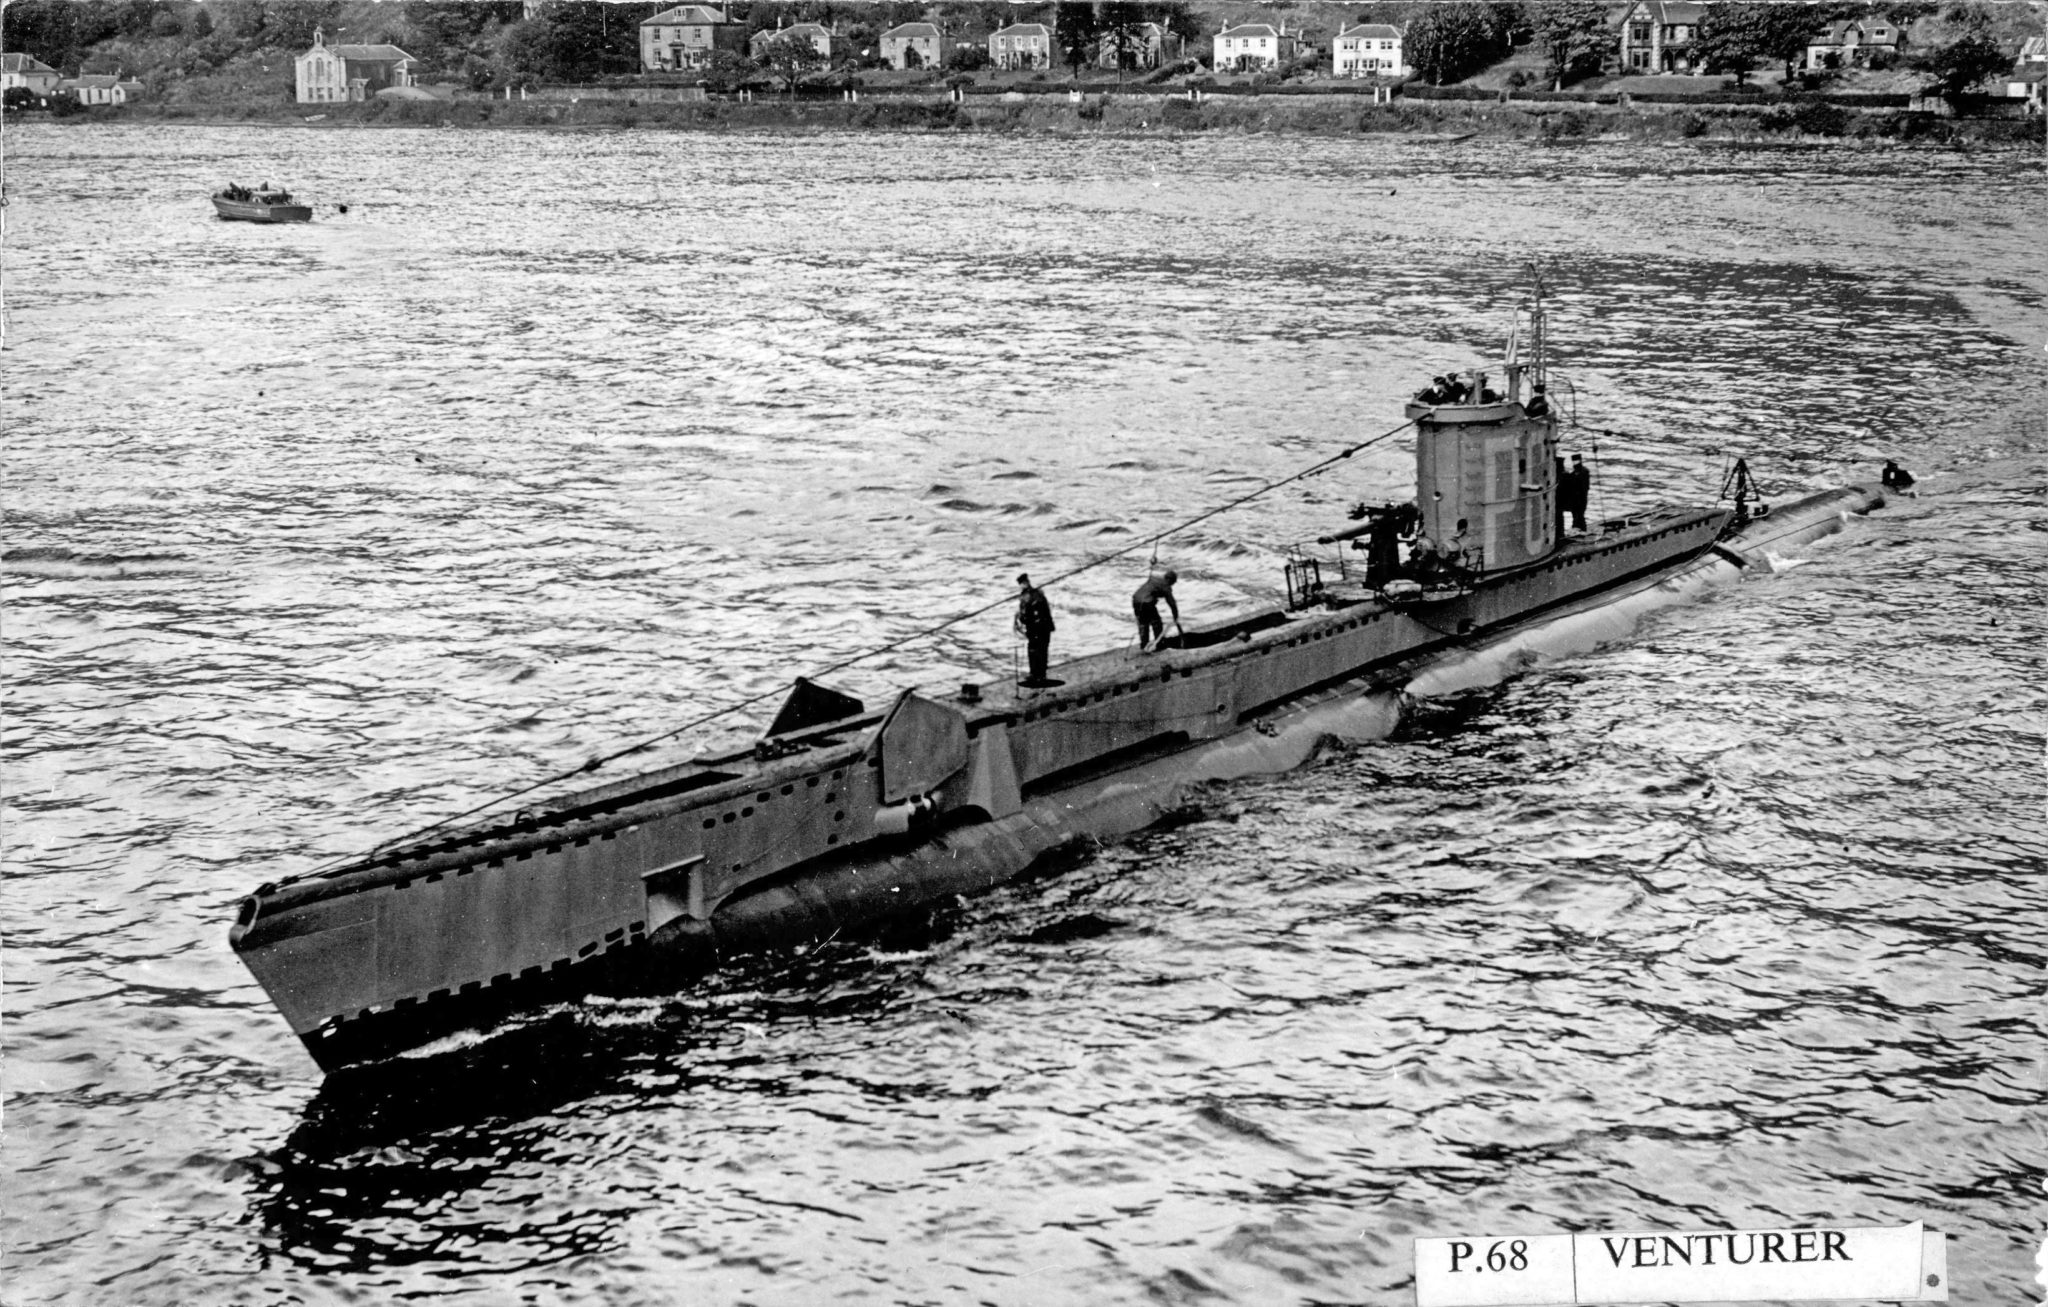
[
  {"left": 1132, "top": 570, "right": 1180, "bottom": 651},
  {"left": 1015, "top": 574, "right": 1055, "bottom": 686},
  {"left": 1560, "top": 455, "right": 1591, "bottom": 532}
]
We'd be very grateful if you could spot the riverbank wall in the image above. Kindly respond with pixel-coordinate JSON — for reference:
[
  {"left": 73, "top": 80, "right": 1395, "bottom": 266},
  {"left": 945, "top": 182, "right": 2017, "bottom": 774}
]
[{"left": 36, "top": 94, "right": 2042, "bottom": 145}]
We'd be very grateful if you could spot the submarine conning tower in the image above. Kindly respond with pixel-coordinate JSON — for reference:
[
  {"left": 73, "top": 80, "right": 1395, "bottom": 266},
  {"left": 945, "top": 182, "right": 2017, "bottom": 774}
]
[{"left": 1403, "top": 297, "right": 1560, "bottom": 574}]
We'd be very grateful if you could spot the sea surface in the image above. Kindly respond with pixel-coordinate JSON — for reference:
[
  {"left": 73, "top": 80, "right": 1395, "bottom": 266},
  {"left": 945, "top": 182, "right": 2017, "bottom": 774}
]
[{"left": 3, "top": 124, "right": 2043, "bottom": 1306}]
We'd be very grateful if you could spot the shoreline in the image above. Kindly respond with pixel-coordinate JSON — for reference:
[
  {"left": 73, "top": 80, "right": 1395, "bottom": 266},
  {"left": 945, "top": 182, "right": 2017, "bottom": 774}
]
[{"left": 22, "top": 96, "right": 2042, "bottom": 145}]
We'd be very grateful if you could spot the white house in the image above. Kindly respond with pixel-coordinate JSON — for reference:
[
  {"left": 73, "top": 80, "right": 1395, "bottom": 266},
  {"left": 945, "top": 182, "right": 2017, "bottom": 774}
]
[
  {"left": 296, "top": 28, "right": 415, "bottom": 103},
  {"left": 1333, "top": 23, "right": 1403, "bottom": 78},
  {"left": 1803, "top": 16, "right": 1903, "bottom": 71},
  {"left": 59, "top": 73, "right": 141, "bottom": 105},
  {"left": 880, "top": 22, "right": 952, "bottom": 71},
  {"left": 1213, "top": 22, "right": 1297, "bottom": 73},
  {"left": 639, "top": 5, "right": 746, "bottom": 73},
  {"left": 3, "top": 51, "right": 63, "bottom": 94},
  {"left": 989, "top": 22, "right": 1054, "bottom": 71}
]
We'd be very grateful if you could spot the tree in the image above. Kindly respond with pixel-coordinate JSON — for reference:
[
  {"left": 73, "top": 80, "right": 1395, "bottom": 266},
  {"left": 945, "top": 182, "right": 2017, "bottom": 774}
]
[
  {"left": 1691, "top": 2, "right": 1822, "bottom": 85},
  {"left": 1406, "top": 2, "right": 1507, "bottom": 85},
  {"left": 1915, "top": 32, "right": 2008, "bottom": 97},
  {"left": 698, "top": 48, "right": 756, "bottom": 94},
  {"left": 1690, "top": 3, "right": 1771, "bottom": 84},
  {"left": 1054, "top": 0, "right": 1099, "bottom": 77},
  {"left": 1097, "top": 0, "right": 1147, "bottom": 74},
  {"left": 1525, "top": 0, "right": 1608, "bottom": 89},
  {"left": 757, "top": 31, "right": 819, "bottom": 94}
]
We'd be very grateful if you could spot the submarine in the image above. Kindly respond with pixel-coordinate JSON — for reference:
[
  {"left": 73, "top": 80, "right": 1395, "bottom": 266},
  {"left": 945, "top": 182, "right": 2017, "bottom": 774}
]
[{"left": 229, "top": 292, "right": 1890, "bottom": 1071}]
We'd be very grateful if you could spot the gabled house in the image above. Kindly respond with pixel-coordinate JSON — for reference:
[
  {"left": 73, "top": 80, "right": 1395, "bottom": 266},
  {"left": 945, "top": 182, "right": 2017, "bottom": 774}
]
[
  {"left": 2005, "top": 62, "right": 2045, "bottom": 113},
  {"left": 295, "top": 29, "right": 415, "bottom": 102},
  {"left": 749, "top": 22, "right": 831, "bottom": 62},
  {"left": 880, "top": 23, "right": 952, "bottom": 71},
  {"left": 1803, "top": 17, "right": 1903, "bottom": 71},
  {"left": 1098, "top": 21, "right": 1180, "bottom": 70},
  {"left": 1333, "top": 23, "right": 1403, "bottom": 78},
  {"left": 59, "top": 73, "right": 141, "bottom": 105},
  {"left": 1213, "top": 22, "right": 1297, "bottom": 73},
  {"left": 639, "top": 5, "right": 747, "bottom": 73},
  {"left": 989, "top": 22, "right": 1054, "bottom": 71},
  {"left": 2015, "top": 35, "right": 2046, "bottom": 65},
  {"left": 1617, "top": 1, "right": 1705, "bottom": 73},
  {"left": 2, "top": 52, "right": 63, "bottom": 94}
]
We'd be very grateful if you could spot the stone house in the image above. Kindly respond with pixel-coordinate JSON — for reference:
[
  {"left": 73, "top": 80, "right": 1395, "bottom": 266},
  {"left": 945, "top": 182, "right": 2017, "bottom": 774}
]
[
  {"left": 989, "top": 22, "right": 1054, "bottom": 70},
  {"left": 1332, "top": 23, "right": 1404, "bottom": 78},
  {"left": 295, "top": 28, "right": 416, "bottom": 103},
  {"left": 3, "top": 52, "right": 63, "bottom": 95},
  {"left": 639, "top": 5, "right": 747, "bottom": 73},
  {"left": 880, "top": 23, "right": 953, "bottom": 71},
  {"left": 1803, "top": 17, "right": 1904, "bottom": 71},
  {"left": 1617, "top": 0, "right": 1705, "bottom": 73},
  {"left": 1213, "top": 22, "right": 1297, "bottom": 73}
]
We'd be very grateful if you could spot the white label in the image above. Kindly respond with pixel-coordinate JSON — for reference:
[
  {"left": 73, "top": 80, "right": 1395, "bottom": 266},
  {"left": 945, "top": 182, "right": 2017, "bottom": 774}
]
[
  {"left": 1416, "top": 1222, "right": 1941, "bottom": 1306},
  {"left": 1414, "top": 1234, "right": 1574, "bottom": 1307}
]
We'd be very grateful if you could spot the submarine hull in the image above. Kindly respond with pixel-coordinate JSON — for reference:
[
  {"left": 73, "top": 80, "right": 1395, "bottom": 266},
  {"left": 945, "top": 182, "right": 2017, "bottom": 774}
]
[{"left": 238, "top": 485, "right": 1882, "bottom": 1073}]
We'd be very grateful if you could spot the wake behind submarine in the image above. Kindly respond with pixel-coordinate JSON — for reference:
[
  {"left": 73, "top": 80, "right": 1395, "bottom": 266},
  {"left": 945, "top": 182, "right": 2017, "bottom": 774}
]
[{"left": 230, "top": 289, "right": 1894, "bottom": 1072}]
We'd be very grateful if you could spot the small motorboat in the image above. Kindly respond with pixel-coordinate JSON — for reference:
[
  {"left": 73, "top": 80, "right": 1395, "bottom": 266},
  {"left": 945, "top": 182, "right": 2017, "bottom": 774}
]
[{"left": 212, "top": 185, "right": 312, "bottom": 223}]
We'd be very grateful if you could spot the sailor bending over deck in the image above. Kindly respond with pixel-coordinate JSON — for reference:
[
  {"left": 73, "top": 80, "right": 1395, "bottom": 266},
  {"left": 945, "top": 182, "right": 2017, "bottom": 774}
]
[{"left": 1132, "top": 570, "right": 1182, "bottom": 653}]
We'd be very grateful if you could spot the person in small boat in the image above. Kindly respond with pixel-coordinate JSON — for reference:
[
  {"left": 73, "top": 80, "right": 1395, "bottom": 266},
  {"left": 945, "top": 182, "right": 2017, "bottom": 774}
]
[
  {"left": 1560, "top": 453, "right": 1591, "bottom": 532},
  {"left": 1014, "top": 573, "right": 1057, "bottom": 687},
  {"left": 1882, "top": 460, "right": 1916, "bottom": 492},
  {"left": 1132, "top": 569, "right": 1181, "bottom": 653},
  {"left": 1524, "top": 384, "right": 1550, "bottom": 418}
]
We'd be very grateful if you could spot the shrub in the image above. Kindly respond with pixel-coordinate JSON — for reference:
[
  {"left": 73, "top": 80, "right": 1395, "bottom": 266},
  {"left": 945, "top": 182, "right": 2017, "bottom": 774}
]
[
  {"left": 1680, "top": 110, "right": 1709, "bottom": 137},
  {"left": 1791, "top": 100, "right": 1850, "bottom": 135}
]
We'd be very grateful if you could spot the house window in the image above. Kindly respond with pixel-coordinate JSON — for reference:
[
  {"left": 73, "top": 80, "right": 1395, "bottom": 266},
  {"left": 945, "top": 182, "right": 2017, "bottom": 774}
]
[{"left": 1630, "top": 22, "right": 1649, "bottom": 43}]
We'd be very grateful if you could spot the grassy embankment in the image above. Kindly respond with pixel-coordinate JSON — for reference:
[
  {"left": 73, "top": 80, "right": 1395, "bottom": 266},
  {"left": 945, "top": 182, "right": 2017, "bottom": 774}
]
[{"left": 72, "top": 92, "right": 2041, "bottom": 146}]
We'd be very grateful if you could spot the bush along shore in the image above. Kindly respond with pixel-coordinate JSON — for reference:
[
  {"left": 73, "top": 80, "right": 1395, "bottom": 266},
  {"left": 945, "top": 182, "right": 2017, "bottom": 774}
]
[{"left": 47, "top": 92, "right": 2042, "bottom": 146}]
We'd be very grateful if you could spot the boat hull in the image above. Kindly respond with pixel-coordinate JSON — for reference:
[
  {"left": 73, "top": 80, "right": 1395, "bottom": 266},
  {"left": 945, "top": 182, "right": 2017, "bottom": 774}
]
[
  {"left": 213, "top": 197, "right": 312, "bottom": 223},
  {"left": 233, "top": 488, "right": 1883, "bottom": 1071}
]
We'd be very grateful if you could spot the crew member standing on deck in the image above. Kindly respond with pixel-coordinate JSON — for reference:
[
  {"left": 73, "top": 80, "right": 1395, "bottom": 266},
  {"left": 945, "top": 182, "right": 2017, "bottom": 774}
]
[
  {"left": 1132, "top": 569, "right": 1181, "bottom": 653},
  {"left": 1560, "top": 453, "right": 1591, "bottom": 532},
  {"left": 1015, "top": 574, "right": 1057, "bottom": 687}
]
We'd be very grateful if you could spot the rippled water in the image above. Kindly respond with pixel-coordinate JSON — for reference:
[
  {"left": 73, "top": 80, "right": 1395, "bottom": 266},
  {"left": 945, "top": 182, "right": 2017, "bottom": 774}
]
[{"left": 4, "top": 124, "right": 2043, "bottom": 1306}]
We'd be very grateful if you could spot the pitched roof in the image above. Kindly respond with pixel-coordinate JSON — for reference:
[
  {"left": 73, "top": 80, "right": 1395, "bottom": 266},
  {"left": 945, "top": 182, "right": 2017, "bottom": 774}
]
[
  {"left": 1808, "top": 18, "right": 1899, "bottom": 47},
  {"left": 1625, "top": 1, "right": 1706, "bottom": 24},
  {"left": 991, "top": 23, "right": 1052, "bottom": 39},
  {"left": 330, "top": 43, "right": 414, "bottom": 62},
  {"left": 4, "top": 52, "right": 60, "bottom": 74},
  {"left": 882, "top": 22, "right": 941, "bottom": 39},
  {"left": 62, "top": 75, "right": 123, "bottom": 89},
  {"left": 642, "top": 5, "right": 732, "bottom": 26},
  {"left": 1338, "top": 24, "right": 1402, "bottom": 40},
  {"left": 1218, "top": 23, "right": 1282, "bottom": 39}
]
